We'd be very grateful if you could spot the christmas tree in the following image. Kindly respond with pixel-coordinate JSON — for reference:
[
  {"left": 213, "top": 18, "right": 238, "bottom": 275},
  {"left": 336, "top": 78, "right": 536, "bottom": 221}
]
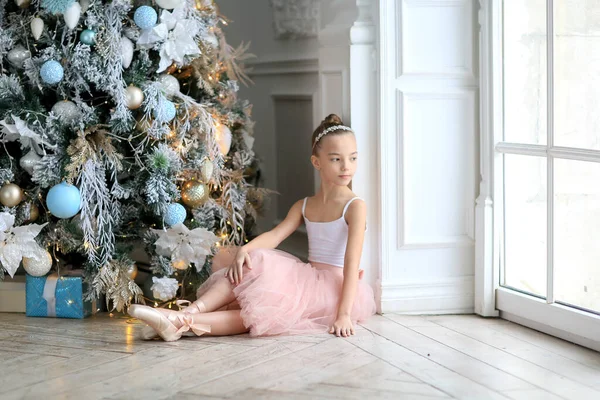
[{"left": 0, "top": 0, "right": 269, "bottom": 312}]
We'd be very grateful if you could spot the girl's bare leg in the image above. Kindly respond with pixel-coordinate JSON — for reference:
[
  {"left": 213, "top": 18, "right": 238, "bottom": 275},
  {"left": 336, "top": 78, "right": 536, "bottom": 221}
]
[
  {"left": 193, "top": 274, "right": 237, "bottom": 312},
  {"left": 187, "top": 310, "right": 249, "bottom": 336},
  {"left": 188, "top": 246, "right": 242, "bottom": 313}
]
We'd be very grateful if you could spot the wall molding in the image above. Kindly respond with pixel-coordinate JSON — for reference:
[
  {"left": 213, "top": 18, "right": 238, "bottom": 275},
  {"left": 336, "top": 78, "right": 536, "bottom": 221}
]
[
  {"left": 397, "top": 89, "right": 477, "bottom": 250},
  {"left": 247, "top": 58, "right": 319, "bottom": 76},
  {"left": 270, "top": 0, "right": 320, "bottom": 39},
  {"left": 399, "top": 0, "right": 474, "bottom": 77},
  {"left": 381, "top": 276, "right": 474, "bottom": 314}
]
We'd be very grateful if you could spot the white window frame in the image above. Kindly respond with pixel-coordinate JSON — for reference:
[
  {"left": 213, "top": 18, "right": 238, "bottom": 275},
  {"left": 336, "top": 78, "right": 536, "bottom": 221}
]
[{"left": 476, "top": 0, "right": 600, "bottom": 351}]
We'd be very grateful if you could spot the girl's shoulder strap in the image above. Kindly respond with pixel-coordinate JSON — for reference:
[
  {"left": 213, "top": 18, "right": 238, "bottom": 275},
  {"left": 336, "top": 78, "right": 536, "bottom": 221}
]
[
  {"left": 302, "top": 197, "right": 308, "bottom": 218},
  {"left": 342, "top": 197, "right": 362, "bottom": 218}
]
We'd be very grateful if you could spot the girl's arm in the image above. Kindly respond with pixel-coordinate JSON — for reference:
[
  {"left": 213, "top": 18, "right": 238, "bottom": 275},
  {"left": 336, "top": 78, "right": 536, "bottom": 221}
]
[
  {"left": 336, "top": 199, "right": 367, "bottom": 319},
  {"left": 228, "top": 199, "right": 305, "bottom": 285},
  {"left": 241, "top": 199, "right": 304, "bottom": 252}
]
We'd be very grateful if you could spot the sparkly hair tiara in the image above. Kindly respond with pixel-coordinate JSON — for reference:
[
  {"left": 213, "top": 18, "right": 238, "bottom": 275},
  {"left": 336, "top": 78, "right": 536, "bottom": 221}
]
[{"left": 312, "top": 125, "right": 353, "bottom": 148}]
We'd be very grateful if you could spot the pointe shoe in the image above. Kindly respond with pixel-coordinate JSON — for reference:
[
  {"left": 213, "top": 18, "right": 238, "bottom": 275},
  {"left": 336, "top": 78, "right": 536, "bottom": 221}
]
[
  {"left": 129, "top": 305, "right": 211, "bottom": 342},
  {"left": 139, "top": 308, "right": 179, "bottom": 340},
  {"left": 129, "top": 304, "right": 182, "bottom": 341},
  {"left": 139, "top": 302, "right": 207, "bottom": 340}
]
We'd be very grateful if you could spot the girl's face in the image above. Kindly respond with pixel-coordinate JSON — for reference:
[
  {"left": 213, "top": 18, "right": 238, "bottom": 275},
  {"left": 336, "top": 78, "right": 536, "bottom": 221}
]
[{"left": 311, "top": 133, "right": 358, "bottom": 186}]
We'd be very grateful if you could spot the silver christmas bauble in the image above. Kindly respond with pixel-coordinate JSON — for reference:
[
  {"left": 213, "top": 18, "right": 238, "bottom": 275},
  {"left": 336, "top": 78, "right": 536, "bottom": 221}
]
[
  {"left": 51, "top": 100, "right": 81, "bottom": 124},
  {"left": 19, "top": 149, "right": 41, "bottom": 175},
  {"left": 126, "top": 86, "right": 144, "bottom": 110},
  {"left": 23, "top": 250, "right": 53, "bottom": 277},
  {"left": 158, "top": 74, "right": 180, "bottom": 97},
  {"left": 7, "top": 46, "right": 31, "bottom": 68}
]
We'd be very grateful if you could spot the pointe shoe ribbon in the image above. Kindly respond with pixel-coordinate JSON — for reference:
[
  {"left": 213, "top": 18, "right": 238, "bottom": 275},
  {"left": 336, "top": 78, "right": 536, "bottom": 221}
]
[
  {"left": 175, "top": 300, "right": 192, "bottom": 310},
  {"left": 175, "top": 315, "right": 212, "bottom": 336},
  {"left": 175, "top": 299, "right": 205, "bottom": 314},
  {"left": 176, "top": 315, "right": 211, "bottom": 336}
]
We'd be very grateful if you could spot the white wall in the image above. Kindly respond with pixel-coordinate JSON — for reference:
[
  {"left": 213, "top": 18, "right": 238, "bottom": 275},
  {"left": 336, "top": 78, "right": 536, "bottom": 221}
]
[
  {"left": 217, "top": 0, "right": 320, "bottom": 258},
  {"left": 378, "top": 0, "right": 479, "bottom": 314}
]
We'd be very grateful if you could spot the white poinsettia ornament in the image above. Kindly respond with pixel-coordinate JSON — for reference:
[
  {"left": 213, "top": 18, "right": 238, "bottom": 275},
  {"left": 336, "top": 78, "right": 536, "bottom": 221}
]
[
  {"left": 0, "top": 115, "right": 55, "bottom": 153},
  {"left": 151, "top": 276, "right": 179, "bottom": 301},
  {"left": 152, "top": 223, "right": 218, "bottom": 272},
  {"left": 0, "top": 212, "right": 48, "bottom": 278},
  {"left": 137, "top": 6, "right": 201, "bottom": 73}
]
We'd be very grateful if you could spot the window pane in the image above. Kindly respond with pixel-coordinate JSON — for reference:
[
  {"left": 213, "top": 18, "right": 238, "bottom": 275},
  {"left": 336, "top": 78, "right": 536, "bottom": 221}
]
[
  {"left": 554, "top": 159, "right": 600, "bottom": 313},
  {"left": 503, "top": 0, "right": 547, "bottom": 145},
  {"left": 554, "top": 1, "right": 600, "bottom": 150},
  {"left": 503, "top": 154, "right": 547, "bottom": 297}
]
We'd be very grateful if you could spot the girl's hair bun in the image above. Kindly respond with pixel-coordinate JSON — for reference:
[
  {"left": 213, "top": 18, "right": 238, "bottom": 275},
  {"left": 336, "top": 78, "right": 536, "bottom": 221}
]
[
  {"left": 311, "top": 113, "right": 352, "bottom": 155},
  {"left": 322, "top": 114, "right": 343, "bottom": 125}
]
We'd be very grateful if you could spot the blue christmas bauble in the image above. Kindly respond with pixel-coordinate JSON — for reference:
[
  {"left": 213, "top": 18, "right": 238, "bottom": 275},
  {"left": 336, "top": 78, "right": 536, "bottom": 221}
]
[
  {"left": 80, "top": 29, "right": 96, "bottom": 45},
  {"left": 134, "top": 6, "right": 158, "bottom": 30},
  {"left": 164, "top": 203, "right": 186, "bottom": 226},
  {"left": 46, "top": 182, "right": 81, "bottom": 218},
  {"left": 154, "top": 101, "right": 177, "bottom": 122},
  {"left": 40, "top": 60, "right": 64, "bottom": 84}
]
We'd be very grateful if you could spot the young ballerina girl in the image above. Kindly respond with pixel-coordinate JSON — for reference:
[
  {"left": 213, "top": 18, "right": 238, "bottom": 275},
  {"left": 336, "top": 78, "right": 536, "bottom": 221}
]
[{"left": 128, "top": 114, "right": 377, "bottom": 341}]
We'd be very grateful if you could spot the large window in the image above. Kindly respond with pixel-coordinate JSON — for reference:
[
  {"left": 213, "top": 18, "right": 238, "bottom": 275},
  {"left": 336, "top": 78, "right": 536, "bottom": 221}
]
[{"left": 498, "top": 0, "right": 600, "bottom": 321}]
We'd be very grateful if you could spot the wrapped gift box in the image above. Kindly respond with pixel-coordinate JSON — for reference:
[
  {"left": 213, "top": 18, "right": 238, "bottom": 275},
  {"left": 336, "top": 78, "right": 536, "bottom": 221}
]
[{"left": 26, "top": 271, "right": 96, "bottom": 319}]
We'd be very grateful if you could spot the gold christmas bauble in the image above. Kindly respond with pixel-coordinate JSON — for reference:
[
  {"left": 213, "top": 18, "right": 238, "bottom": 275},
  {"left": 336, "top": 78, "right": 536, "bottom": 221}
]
[
  {"left": 126, "top": 85, "right": 144, "bottom": 110},
  {"left": 127, "top": 264, "right": 138, "bottom": 280},
  {"left": 25, "top": 203, "right": 39, "bottom": 222},
  {"left": 23, "top": 250, "right": 53, "bottom": 277},
  {"left": 0, "top": 183, "right": 23, "bottom": 207},
  {"left": 181, "top": 180, "right": 209, "bottom": 208},
  {"left": 135, "top": 115, "right": 153, "bottom": 132}
]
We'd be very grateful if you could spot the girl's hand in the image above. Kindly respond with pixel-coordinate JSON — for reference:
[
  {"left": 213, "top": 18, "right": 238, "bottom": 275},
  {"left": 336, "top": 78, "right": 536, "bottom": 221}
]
[
  {"left": 224, "top": 248, "right": 252, "bottom": 285},
  {"left": 329, "top": 315, "right": 355, "bottom": 337}
]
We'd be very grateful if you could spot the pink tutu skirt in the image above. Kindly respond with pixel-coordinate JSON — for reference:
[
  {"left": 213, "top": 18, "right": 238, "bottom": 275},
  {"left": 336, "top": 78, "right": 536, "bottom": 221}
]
[{"left": 196, "top": 248, "right": 377, "bottom": 337}]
